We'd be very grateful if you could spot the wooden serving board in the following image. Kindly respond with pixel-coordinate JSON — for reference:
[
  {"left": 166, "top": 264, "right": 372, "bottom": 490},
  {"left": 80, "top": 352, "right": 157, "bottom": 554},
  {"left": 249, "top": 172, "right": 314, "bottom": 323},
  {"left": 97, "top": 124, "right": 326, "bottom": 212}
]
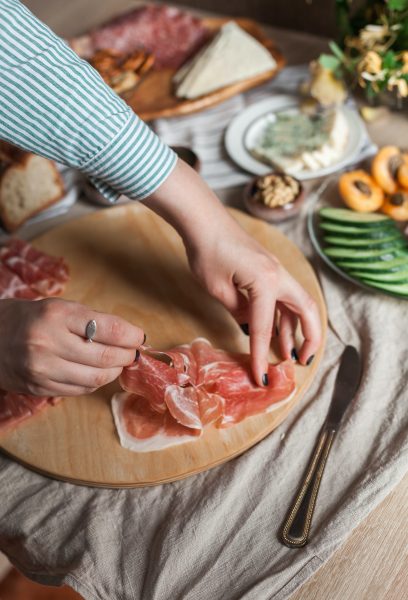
[
  {"left": 123, "top": 17, "right": 285, "bottom": 121},
  {"left": 0, "top": 205, "right": 326, "bottom": 487}
]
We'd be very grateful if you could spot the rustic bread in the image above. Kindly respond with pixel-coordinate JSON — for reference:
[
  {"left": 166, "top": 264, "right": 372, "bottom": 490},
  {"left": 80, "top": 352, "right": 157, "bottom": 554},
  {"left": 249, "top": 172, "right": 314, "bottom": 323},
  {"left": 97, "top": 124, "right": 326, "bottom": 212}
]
[{"left": 0, "top": 142, "right": 65, "bottom": 232}]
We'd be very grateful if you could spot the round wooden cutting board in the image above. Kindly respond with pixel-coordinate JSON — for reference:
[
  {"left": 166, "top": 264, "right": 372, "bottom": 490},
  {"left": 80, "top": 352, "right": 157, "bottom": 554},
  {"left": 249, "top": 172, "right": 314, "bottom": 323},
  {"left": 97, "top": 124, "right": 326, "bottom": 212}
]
[{"left": 0, "top": 205, "right": 326, "bottom": 487}]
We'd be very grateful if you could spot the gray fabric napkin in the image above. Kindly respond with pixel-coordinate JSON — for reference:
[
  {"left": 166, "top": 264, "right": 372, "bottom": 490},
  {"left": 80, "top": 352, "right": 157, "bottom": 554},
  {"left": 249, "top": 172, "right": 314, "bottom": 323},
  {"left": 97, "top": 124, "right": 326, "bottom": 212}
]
[{"left": 0, "top": 204, "right": 407, "bottom": 600}]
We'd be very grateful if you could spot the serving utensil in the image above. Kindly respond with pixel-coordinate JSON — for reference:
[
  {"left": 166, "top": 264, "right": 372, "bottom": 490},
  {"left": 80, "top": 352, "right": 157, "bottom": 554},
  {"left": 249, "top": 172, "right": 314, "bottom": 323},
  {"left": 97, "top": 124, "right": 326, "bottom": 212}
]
[
  {"left": 281, "top": 345, "right": 362, "bottom": 548},
  {"left": 139, "top": 348, "right": 174, "bottom": 367}
]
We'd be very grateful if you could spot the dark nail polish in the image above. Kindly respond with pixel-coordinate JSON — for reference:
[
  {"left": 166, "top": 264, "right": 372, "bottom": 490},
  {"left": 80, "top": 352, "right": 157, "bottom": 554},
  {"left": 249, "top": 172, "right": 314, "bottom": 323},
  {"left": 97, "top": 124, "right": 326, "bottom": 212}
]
[
  {"left": 306, "top": 355, "right": 315, "bottom": 366},
  {"left": 239, "top": 323, "right": 250, "bottom": 336},
  {"left": 275, "top": 325, "right": 279, "bottom": 336},
  {"left": 291, "top": 348, "right": 299, "bottom": 361},
  {"left": 262, "top": 373, "right": 269, "bottom": 386},
  {"left": 135, "top": 349, "right": 140, "bottom": 361},
  {"left": 142, "top": 333, "right": 147, "bottom": 345}
]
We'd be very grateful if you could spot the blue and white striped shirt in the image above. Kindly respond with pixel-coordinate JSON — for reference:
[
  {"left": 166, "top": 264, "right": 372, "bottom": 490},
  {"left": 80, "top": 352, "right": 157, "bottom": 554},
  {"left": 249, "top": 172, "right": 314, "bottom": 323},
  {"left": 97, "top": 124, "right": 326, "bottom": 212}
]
[{"left": 0, "top": 0, "right": 177, "bottom": 202}]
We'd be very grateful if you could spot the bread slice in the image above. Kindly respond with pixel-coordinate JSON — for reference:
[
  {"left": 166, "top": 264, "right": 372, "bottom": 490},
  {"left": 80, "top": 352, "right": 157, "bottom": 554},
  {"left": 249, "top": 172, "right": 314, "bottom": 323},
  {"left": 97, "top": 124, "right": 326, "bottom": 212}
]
[{"left": 0, "top": 145, "right": 65, "bottom": 232}]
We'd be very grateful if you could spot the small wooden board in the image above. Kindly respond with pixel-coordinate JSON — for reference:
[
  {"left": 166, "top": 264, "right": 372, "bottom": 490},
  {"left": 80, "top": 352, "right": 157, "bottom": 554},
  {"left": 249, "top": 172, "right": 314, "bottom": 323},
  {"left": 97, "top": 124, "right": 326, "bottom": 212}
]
[
  {"left": 0, "top": 206, "right": 326, "bottom": 487},
  {"left": 123, "top": 17, "right": 285, "bottom": 121}
]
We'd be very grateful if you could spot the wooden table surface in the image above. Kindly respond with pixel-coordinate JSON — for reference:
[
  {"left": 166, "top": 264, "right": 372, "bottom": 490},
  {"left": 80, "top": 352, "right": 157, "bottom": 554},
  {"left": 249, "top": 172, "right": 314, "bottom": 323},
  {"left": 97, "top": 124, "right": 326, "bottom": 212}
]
[{"left": 13, "top": 2, "right": 408, "bottom": 598}]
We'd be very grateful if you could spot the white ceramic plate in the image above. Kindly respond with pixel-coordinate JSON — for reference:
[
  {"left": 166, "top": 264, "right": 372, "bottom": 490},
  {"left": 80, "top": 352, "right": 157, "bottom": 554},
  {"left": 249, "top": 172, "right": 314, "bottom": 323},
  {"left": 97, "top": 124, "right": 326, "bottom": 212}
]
[{"left": 225, "top": 95, "right": 367, "bottom": 180}]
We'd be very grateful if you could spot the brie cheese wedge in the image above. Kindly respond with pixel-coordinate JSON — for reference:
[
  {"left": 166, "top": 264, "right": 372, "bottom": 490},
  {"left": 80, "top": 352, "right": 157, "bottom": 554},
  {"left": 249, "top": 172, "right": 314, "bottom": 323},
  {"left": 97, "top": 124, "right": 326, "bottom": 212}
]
[{"left": 174, "top": 22, "right": 277, "bottom": 99}]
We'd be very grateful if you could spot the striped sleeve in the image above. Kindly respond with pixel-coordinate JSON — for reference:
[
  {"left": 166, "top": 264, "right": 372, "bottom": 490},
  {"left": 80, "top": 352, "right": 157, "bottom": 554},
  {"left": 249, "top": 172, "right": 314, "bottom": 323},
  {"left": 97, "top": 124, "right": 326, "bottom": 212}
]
[{"left": 0, "top": 0, "right": 177, "bottom": 202}]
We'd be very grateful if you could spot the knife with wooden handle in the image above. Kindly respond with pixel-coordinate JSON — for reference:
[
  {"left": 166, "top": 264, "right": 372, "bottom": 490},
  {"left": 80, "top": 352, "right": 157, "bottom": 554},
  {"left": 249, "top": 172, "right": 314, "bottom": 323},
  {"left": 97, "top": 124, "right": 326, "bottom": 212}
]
[{"left": 281, "top": 345, "right": 362, "bottom": 548}]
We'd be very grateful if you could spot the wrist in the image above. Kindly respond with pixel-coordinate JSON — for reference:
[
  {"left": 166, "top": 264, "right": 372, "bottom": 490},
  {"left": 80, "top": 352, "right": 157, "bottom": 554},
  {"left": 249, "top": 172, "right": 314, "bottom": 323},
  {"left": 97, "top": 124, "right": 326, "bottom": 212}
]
[{"left": 142, "top": 158, "right": 232, "bottom": 245}]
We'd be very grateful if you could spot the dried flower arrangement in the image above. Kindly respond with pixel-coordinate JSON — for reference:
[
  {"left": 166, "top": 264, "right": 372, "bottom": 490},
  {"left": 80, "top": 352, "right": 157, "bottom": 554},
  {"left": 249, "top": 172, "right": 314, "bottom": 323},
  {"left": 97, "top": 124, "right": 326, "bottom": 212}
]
[{"left": 319, "top": 0, "right": 408, "bottom": 105}]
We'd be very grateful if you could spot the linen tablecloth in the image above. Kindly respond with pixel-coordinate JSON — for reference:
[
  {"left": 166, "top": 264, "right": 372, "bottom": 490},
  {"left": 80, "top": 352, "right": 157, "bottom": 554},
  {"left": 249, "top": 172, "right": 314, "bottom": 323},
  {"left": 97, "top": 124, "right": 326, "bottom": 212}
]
[{"left": 1, "top": 202, "right": 407, "bottom": 599}]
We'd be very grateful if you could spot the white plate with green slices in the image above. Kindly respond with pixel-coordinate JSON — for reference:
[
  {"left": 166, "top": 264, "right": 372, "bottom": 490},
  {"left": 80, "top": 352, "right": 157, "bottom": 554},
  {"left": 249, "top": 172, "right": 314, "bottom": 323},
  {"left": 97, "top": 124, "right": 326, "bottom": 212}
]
[
  {"left": 225, "top": 95, "right": 367, "bottom": 180},
  {"left": 308, "top": 180, "right": 408, "bottom": 300}
]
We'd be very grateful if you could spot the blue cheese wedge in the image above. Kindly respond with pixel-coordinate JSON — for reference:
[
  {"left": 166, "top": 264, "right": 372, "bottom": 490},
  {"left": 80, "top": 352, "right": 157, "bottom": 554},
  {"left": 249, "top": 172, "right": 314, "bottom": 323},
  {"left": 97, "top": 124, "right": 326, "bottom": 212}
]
[
  {"left": 174, "top": 22, "right": 277, "bottom": 99},
  {"left": 250, "top": 108, "right": 349, "bottom": 173}
]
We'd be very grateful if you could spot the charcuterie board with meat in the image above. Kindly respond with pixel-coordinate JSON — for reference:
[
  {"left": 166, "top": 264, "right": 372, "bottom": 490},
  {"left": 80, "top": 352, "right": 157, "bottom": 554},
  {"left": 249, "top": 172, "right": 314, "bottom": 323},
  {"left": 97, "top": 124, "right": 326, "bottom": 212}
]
[
  {"left": 70, "top": 6, "right": 285, "bottom": 121},
  {"left": 0, "top": 205, "right": 326, "bottom": 487}
]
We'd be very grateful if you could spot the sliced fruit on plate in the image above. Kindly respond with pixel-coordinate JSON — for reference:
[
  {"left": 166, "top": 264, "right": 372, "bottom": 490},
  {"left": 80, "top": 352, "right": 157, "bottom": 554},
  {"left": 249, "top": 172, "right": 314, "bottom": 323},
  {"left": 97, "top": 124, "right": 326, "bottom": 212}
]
[
  {"left": 319, "top": 207, "right": 392, "bottom": 226},
  {"left": 323, "top": 234, "right": 405, "bottom": 249},
  {"left": 323, "top": 246, "right": 408, "bottom": 262},
  {"left": 336, "top": 256, "right": 408, "bottom": 271},
  {"left": 349, "top": 269, "right": 408, "bottom": 283},
  {"left": 371, "top": 146, "right": 402, "bottom": 195},
  {"left": 359, "top": 279, "right": 408, "bottom": 295},
  {"left": 338, "top": 170, "right": 384, "bottom": 212},
  {"left": 320, "top": 221, "right": 396, "bottom": 237},
  {"left": 381, "top": 191, "right": 408, "bottom": 222}
]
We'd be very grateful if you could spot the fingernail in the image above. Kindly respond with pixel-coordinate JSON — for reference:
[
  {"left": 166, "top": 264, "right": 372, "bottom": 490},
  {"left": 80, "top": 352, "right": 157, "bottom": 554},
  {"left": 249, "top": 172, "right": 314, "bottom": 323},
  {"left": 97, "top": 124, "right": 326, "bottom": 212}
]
[
  {"left": 291, "top": 348, "right": 299, "bottom": 361},
  {"left": 275, "top": 325, "right": 279, "bottom": 336},
  {"left": 135, "top": 349, "right": 140, "bottom": 361},
  {"left": 142, "top": 333, "right": 146, "bottom": 345},
  {"left": 239, "top": 323, "right": 250, "bottom": 336},
  {"left": 262, "top": 373, "right": 269, "bottom": 386},
  {"left": 306, "top": 355, "right": 315, "bottom": 366}
]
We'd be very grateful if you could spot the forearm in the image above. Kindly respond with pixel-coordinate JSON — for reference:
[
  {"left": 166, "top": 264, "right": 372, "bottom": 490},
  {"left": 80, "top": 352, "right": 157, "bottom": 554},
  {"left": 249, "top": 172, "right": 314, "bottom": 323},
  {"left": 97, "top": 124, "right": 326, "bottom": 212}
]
[
  {"left": 142, "top": 159, "right": 237, "bottom": 248},
  {"left": 0, "top": 0, "right": 176, "bottom": 202}
]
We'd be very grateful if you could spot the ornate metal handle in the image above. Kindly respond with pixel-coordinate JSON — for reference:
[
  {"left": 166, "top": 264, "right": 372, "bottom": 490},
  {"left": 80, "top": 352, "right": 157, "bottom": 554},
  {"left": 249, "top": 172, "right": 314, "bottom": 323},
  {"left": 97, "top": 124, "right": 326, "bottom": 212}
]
[{"left": 281, "top": 427, "right": 336, "bottom": 548}]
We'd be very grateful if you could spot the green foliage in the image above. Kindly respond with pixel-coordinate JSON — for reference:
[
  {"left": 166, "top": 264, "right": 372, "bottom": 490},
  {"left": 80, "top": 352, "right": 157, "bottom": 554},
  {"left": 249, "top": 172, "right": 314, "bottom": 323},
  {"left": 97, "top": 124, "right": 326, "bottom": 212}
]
[
  {"left": 329, "top": 41, "right": 346, "bottom": 61},
  {"left": 319, "top": 54, "right": 341, "bottom": 70},
  {"left": 382, "top": 50, "right": 403, "bottom": 69},
  {"left": 388, "top": 0, "right": 408, "bottom": 12}
]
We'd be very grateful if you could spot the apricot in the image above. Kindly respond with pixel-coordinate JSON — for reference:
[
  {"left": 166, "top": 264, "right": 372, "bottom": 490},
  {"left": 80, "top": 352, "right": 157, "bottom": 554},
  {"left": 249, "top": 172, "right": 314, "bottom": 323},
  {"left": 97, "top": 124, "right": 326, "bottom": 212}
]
[
  {"left": 338, "top": 170, "right": 384, "bottom": 212},
  {"left": 397, "top": 153, "right": 408, "bottom": 190},
  {"left": 372, "top": 146, "right": 403, "bottom": 194},
  {"left": 381, "top": 190, "right": 408, "bottom": 221}
]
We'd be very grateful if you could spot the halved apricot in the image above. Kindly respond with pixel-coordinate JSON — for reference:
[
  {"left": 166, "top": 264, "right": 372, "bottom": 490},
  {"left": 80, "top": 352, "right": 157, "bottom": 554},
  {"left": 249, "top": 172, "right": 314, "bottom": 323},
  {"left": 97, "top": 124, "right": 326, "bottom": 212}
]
[
  {"left": 397, "top": 153, "right": 408, "bottom": 190},
  {"left": 372, "top": 146, "right": 403, "bottom": 194},
  {"left": 381, "top": 190, "right": 408, "bottom": 221},
  {"left": 338, "top": 170, "right": 384, "bottom": 212}
]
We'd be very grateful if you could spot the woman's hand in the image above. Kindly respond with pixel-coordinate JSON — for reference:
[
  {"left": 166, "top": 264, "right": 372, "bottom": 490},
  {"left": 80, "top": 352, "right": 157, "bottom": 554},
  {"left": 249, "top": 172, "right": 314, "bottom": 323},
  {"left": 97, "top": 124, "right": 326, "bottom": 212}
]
[
  {"left": 185, "top": 215, "right": 322, "bottom": 385},
  {"left": 0, "top": 298, "right": 144, "bottom": 396},
  {"left": 144, "top": 159, "right": 322, "bottom": 386}
]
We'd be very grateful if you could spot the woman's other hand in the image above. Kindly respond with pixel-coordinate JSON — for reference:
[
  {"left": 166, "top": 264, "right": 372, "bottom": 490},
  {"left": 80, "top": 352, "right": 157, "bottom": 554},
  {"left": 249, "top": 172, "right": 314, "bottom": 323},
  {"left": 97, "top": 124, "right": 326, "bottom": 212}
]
[
  {"left": 143, "top": 160, "right": 322, "bottom": 386},
  {"left": 0, "top": 298, "right": 144, "bottom": 396}
]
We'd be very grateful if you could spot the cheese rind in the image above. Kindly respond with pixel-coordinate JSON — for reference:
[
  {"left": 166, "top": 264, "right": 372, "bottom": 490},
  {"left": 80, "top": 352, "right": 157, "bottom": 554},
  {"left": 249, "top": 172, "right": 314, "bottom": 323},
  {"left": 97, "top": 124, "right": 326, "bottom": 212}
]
[
  {"left": 174, "top": 22, "right": 277, "bottom": 99},
  {"left": 251, "top": 108, "right": 349, "bottom": 173}
]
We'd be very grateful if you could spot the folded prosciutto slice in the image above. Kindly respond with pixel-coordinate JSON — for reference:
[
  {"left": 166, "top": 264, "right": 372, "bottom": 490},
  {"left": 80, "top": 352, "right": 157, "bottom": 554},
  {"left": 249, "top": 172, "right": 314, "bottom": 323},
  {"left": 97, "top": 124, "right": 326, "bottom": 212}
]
[
  {"left": 0, "top": 240, "right": 69, "bottom": 433},
  {"left": 0, "top": 239, "right": 69, "bottom": 297},
  {"left": 0, "top": 391, "right": 59, "bottom": 433},
  {"left": 112, "top": 338, "right": 295, "bottom": 452}
]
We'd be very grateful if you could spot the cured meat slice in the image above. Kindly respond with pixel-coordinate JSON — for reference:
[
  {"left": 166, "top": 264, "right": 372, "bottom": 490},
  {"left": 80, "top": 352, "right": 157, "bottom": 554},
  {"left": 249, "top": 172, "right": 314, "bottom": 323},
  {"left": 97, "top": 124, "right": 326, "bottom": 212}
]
[
  {"left": 120, "top": 352, "right": 188, "bottom": 413},
  {"left": 0, "top": 239, "right": 69, "bottom": 296},
  {"left": 70, "top": 6, "right": 210, "bottom": 70},
  {"left": 207, "top": 359, "right": 295, "bottom": 427},
  {"left": 112, "top": 392, "right": 200, "bottom": 453},
  {"left": 113, "top": 338, "right": 296, "bottom": 452},
  {"left": 0, "top": 391, "right": 57, "bottom": 433},
  {"left": 0, "top": 240, "right": 69, "bottom": 433},
  {"left": 0, "top": 263, "right": 38, "bottom": 299}
]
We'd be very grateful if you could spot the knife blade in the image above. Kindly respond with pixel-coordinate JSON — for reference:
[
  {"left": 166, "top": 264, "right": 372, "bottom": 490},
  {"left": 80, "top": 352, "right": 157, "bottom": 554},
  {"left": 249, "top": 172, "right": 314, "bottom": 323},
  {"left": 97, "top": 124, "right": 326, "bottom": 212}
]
[
  {"left": 281, "top": 345, "right": 362, "bottom": 548},
  {"left": 326, "top": 345, "right": 362, "bottom": 429}
]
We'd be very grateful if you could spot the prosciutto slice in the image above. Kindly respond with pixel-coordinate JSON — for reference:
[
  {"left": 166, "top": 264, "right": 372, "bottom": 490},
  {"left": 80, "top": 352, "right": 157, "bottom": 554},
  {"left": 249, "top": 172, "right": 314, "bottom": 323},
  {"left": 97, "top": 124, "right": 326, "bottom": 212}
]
[
  {"left": 113, "top": 338, "right": 295, "bottom": 452},
  {"left": 0, "top": 239, "right": 69, "bottom": 433},
  {"left": 0, "top": 239, "right": 69, "bottom": 296},
  {"left": 70, "top": 6, "right": 210, "bottom": 70},
  {"left": 0, "top": 391, "right": 58, "bottom": 433},
  {"left": 0, "top": 263, "right": 38, "bottom": 300}
]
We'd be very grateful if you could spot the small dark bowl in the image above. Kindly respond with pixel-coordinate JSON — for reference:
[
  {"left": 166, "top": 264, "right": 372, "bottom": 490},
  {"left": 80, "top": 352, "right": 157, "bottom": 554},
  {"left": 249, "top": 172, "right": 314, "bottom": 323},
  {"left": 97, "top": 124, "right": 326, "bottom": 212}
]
[
  {"left": 243, "top": 173, "right": 305, "bottom": 223},
  {"left": 171, "top": 146, "right": 200, "bottom": 172}
]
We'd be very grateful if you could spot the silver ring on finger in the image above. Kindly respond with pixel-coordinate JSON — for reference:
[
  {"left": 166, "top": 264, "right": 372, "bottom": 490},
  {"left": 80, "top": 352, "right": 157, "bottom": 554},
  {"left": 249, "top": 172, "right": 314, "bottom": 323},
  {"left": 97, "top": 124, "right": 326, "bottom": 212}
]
[{"left": 85, "top": 319, "right": 97, "bottom": 343}]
